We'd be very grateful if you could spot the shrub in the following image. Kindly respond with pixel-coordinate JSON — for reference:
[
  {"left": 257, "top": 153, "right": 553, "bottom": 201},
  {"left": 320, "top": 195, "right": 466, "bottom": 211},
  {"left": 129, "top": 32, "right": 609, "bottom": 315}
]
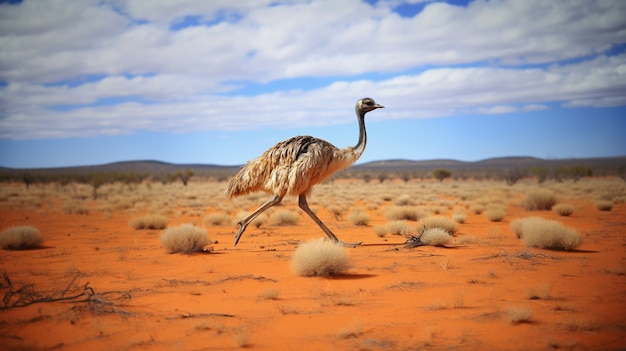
[
  {"left": 595, "top": 200, "right": 613, "bottom": 211},
  {"left": 470, "top": 204, "right": 484, "bottom": 215},
  {"left": 452, "top": 210, "right": 467, "bottom": 224},
  {"left": 419, "top": 216, "right": 459, "bottom": 234},
  {"left": 270, "top": 210, "right": 299, "bottom": 226},
  {"left": 384, "top": 206, "right": 423, "bottom": 221},
  {"left": 348, "top": 210, "right": 370, "bottom": 226},
  {"left": 506, "top": 307, "right": 533, "bottom": 324},
  {"left": 290, "top": 239, "right": 350, "bottom": 276},
  {"left": 512, "top": 217, "right": 582, "bottom": 250},
  {"left": 130, "top": 214, "right": 168, "bottom": 230},
  {"left": 522, "top": 189, "right": 557, "bottom": 210},
  {"left": 552, "top": 203, "right": 575, "bottom": 216},
  {"left": 372, "top": 225, "right": 388, "bottom": 237},
  {"left": 485, "top": 207, "right": 506, "bottom": 222},
  {"left": 419, "top": 227, "right": 452, "bottom": 246},
  {"left": 394, "top": 194, "right": 414, "bottom": 206},
  {"left": 160, "top": 224, "right": 209, "bottom": 253},
  {"left": 510, "top": 218, "right": 525, "bottom": 238},
  {"left": 385, "top": 220, "right": 415, "bottom": 236},
  {"left": 0, "top": 226, "right": 43, "bottom": 250},
  {"left": 204, "top": 212, "right": 229, "bottom": 226}
]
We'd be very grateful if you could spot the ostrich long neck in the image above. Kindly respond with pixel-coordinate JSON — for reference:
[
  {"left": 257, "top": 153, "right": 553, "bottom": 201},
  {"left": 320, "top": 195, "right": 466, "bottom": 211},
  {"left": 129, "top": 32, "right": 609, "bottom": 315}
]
[{"left": 352, "top": 107, "right": 367, "bottom": 159}]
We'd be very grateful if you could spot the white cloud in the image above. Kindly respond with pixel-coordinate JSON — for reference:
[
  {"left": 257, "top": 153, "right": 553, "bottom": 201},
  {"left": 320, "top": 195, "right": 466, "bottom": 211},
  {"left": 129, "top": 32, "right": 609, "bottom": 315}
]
[{"left": 0, "top": 0, "right": 625, "bottom": 139}]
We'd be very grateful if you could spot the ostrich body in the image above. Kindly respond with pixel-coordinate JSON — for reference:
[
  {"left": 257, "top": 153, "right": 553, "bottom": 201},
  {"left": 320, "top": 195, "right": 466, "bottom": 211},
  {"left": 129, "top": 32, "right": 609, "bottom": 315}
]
[{"left": 227, "top": 97, "right": 384, "bottom": 247}]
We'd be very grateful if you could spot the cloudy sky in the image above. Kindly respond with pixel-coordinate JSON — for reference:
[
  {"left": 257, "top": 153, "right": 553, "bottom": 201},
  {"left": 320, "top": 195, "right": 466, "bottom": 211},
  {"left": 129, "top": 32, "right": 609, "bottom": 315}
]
[{"left": 1, "top": 0, "right": 625, "bottom": 169}]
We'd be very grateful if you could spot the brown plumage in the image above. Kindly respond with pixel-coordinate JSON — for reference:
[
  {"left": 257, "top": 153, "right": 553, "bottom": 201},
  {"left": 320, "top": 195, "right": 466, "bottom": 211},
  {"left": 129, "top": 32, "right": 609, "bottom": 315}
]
[{"left": 227, "top": 97, "right": 384, "bottom": 247}]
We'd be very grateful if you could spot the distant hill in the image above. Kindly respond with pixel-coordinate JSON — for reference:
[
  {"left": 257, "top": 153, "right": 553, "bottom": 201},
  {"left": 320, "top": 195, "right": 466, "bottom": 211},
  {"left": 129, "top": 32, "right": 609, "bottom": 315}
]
[
  {"left": 1, "top": 156, "right": 624, "bottom": 179},
  {"left": 354, "top": 156, "right": 626, "bottom": 172}
]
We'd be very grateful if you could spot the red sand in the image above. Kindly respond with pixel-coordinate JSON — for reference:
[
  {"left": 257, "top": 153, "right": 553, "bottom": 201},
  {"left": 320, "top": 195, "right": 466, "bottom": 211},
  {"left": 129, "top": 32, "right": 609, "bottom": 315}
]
[{"left": 1, "top": 183, "right": 625, "bottom": 350}]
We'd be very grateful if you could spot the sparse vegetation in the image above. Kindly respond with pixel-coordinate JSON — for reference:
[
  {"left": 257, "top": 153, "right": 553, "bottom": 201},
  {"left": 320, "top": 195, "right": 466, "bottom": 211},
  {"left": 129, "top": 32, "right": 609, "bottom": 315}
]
[
  {"left": 130, "top": 214, "right": 168, "bottom": 230},
  {"left": 0, "top": 226, "right": 43, "bottom": 250},
  {"left": 485, "top": 207, "right": 506, "bottom": 222},
  {"left": 506, "top": 307, "right": 533, "bottom": 324},
  {"left": 290, "top": 239, "right": 350, "bottom": 276},
  {"left": 552, "top": 203, "right": 575, "bottom": 216},
  {"left": 433, "top": 169, "right": 452, "bottom": 182},
  {"left": 270, "top": 210, "right": 299, "bottom": 226},
  {"left": 419, "top": 227, "right": 452, "bottom": 246},
  {"left": 595, "top": 200, "right": 613, "bottom": 211},
  {"left": 204, "top": 212, "right": 229, "bottom": 226},
  {"left": 348, "top": 209, "right": 370, "bottom": 226},
  {"left": 511, "top": 217, "right": 582, "bottom": 250},
  {"left": 419, "top": 216, "right": 459, "bottom": 235},
  {"left": 160, "top": 223, "right": 209, "bottom": 253},
  {"left": 522, "top": 189, "right": 558, "bottom": 210}
]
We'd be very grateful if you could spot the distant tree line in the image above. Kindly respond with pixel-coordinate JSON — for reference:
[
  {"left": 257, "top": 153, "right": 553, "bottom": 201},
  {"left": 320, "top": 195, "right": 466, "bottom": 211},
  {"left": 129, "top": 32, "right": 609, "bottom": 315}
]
[{"left": 0, "top": 169, "right": 199, "bottom": 199}]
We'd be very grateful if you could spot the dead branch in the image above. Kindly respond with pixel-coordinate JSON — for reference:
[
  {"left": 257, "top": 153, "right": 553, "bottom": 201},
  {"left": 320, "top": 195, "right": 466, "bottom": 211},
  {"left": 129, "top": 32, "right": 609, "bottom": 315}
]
[{"left": 165, "top": 312, "right": 235, "bottom": 320}]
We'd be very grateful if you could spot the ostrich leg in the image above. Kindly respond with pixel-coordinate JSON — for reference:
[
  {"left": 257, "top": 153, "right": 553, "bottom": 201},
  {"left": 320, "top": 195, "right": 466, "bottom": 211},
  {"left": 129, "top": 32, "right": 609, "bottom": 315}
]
[
  {"left": 234, "top": 195, "right": 283, "bottom": 246},
  {"left": 298, "top": 194, "right": 361, "bottom": 248}
]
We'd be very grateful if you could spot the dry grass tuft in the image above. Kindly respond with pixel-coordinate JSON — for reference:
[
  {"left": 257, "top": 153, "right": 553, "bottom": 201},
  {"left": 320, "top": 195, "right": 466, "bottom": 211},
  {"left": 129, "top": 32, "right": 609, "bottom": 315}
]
[
  {"left": 419, "top": 216, "right": 459, "bottom": 235},
  {"left": 511, "top": 217, "right": 582, "bottom": 250},
  {"left": 384, "top": 206, "right": 423, "bottom": 221},
  {"left": 0, "top": 226, "right": 43, "bottom": 250},
  {"left": 452, "top": 210, "right": 467, "bottom": 224},
  {"left": 419, "top": 227, "right": 452, "bottom": 246},
  {"left": 595, "top": 200, "right": 613, "bottom": 211},
  {"left": 485, "top": 207, "right": 506, "bottom": 222},
  {"left": 552, "top": 203, "right": 575, "bottom": 216},
  {"left": 348, "top": 209, "right": 370, "bottom": 226},
  {"left": 130, "top": 214, "right": 168, "bottom": 230},
  {"left": 270, "top": 210, "right": 299, "bottom": 226},
  {"left": 394, "top": 194, "right": 414, "bottom": 206},
  {"left": 204, "top": 212, "right": 229, "bottom": 225},
  {"left": 385, "top": 220, "right": 415, "bottom": 236},
  {"left": 160, "top": 223, "right": 209, "bottom": 253},
  {"left": 290, "top": 239, "right": 350, "bottom": 276},
  {"left": 505, "top": 307, "right": 533, "bottom": 324},
  {"left": 522, "top": 189, "right": 557, "bottom": 210}
]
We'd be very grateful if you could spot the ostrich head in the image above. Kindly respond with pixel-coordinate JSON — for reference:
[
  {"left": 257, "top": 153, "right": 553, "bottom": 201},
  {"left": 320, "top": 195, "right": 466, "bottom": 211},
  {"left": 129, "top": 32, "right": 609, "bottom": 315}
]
[{"left": 357, "top": 97, "right": 384, "bottom": 114}]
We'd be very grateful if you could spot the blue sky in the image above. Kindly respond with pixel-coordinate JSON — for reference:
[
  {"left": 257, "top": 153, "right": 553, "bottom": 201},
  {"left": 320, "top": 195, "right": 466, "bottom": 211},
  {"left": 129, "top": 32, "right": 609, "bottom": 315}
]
[{"left": 1, "top": 0, "right": 625, "bottom": 169}]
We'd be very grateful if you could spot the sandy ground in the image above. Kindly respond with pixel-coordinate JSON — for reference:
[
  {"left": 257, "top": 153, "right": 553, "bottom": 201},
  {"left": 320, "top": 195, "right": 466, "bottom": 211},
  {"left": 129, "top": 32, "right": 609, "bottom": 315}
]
[{"left": 1, "top": 180, "right": 625, "bottom": 351}]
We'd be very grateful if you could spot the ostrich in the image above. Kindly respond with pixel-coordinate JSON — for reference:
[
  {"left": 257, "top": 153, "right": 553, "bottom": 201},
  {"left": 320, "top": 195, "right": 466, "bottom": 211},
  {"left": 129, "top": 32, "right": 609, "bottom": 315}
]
[{"left": 227, "top": 97, "right": 384, "bottom": 247}]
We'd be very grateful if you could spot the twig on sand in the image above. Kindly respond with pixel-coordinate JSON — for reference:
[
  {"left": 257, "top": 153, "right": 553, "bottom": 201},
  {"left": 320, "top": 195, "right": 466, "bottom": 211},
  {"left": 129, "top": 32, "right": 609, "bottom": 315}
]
[{"left": 166, "top": 312, "right": 235, "bottom": 320}]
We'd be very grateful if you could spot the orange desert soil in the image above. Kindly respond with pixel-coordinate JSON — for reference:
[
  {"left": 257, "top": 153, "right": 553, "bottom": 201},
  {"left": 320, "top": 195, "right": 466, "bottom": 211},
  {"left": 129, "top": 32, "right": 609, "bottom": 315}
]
[{"left": 1, "top": 184, "right": 625, "bottom": 350}]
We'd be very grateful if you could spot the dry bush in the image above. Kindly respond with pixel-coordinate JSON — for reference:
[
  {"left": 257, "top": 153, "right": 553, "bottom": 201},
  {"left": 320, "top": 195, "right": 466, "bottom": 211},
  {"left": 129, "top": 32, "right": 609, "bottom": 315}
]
[
  {"left": 522, "top": 189, "right": 557, "bottom": 210},
  {"left": 290, "top": 239, "right": 350, "bottom": 276},
  {"left": 595, "top": 200, "right": 613, "bottom": 211},
  {"left": 63, "top": 200, "right": 90, "bottom": 215},
  {"left": 372, "top": 225, "right": 388, "bottom": 237},
  {"left": 505, "top": 307, "right": 533, "bottom": 324},
  {"left": 270, "top": 210, "right": 299, "bottom": 226},
  {"left": 130, "top": 214, "right": 168, "bottom": 230},
  {"left": 328, "top": 205, "right": 346, "bottom": 220},
  {"left": 160, "top": 223, "right": 209, "bottom": 253},
  {"left": 204, "top": 212, "right": 229, "bottom": 226},
  {"left": 419, "top": 227, "right": 452, "bottom": 246},
  {"left": 452, "top": 210, "right": 467, "bottom": 224},
  {"left": 510, "top": 218, "right": 525, "bottom": 238},
  {"left": 394, "top": 194, "right": 414, "bottom": 206},
  {"left": 511, "top": 217, "right": 582, "bottom": 250},
  {"left": 485, "top": 207, "right": 506, "bottom": 222},
  {"left": 348, "top": 210, "right": 370, "bottom": 226},
  {"left": 419, "top": 216, "right": 459, "bottom": 235},
  {"left": 470, "top": 204, "right": 484, "bottom": 214},
  {"left": 384, "top": 206, "right": 423, "bottom": 221},
  {"left": 385, "top": 220, "right": 415, "bottom": 236},
  {"left": 0, "top": 226, "right": 43, "bottom": 250},
  {"left": 552, "top": 203, "right": 575, "bottom": 216}
]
